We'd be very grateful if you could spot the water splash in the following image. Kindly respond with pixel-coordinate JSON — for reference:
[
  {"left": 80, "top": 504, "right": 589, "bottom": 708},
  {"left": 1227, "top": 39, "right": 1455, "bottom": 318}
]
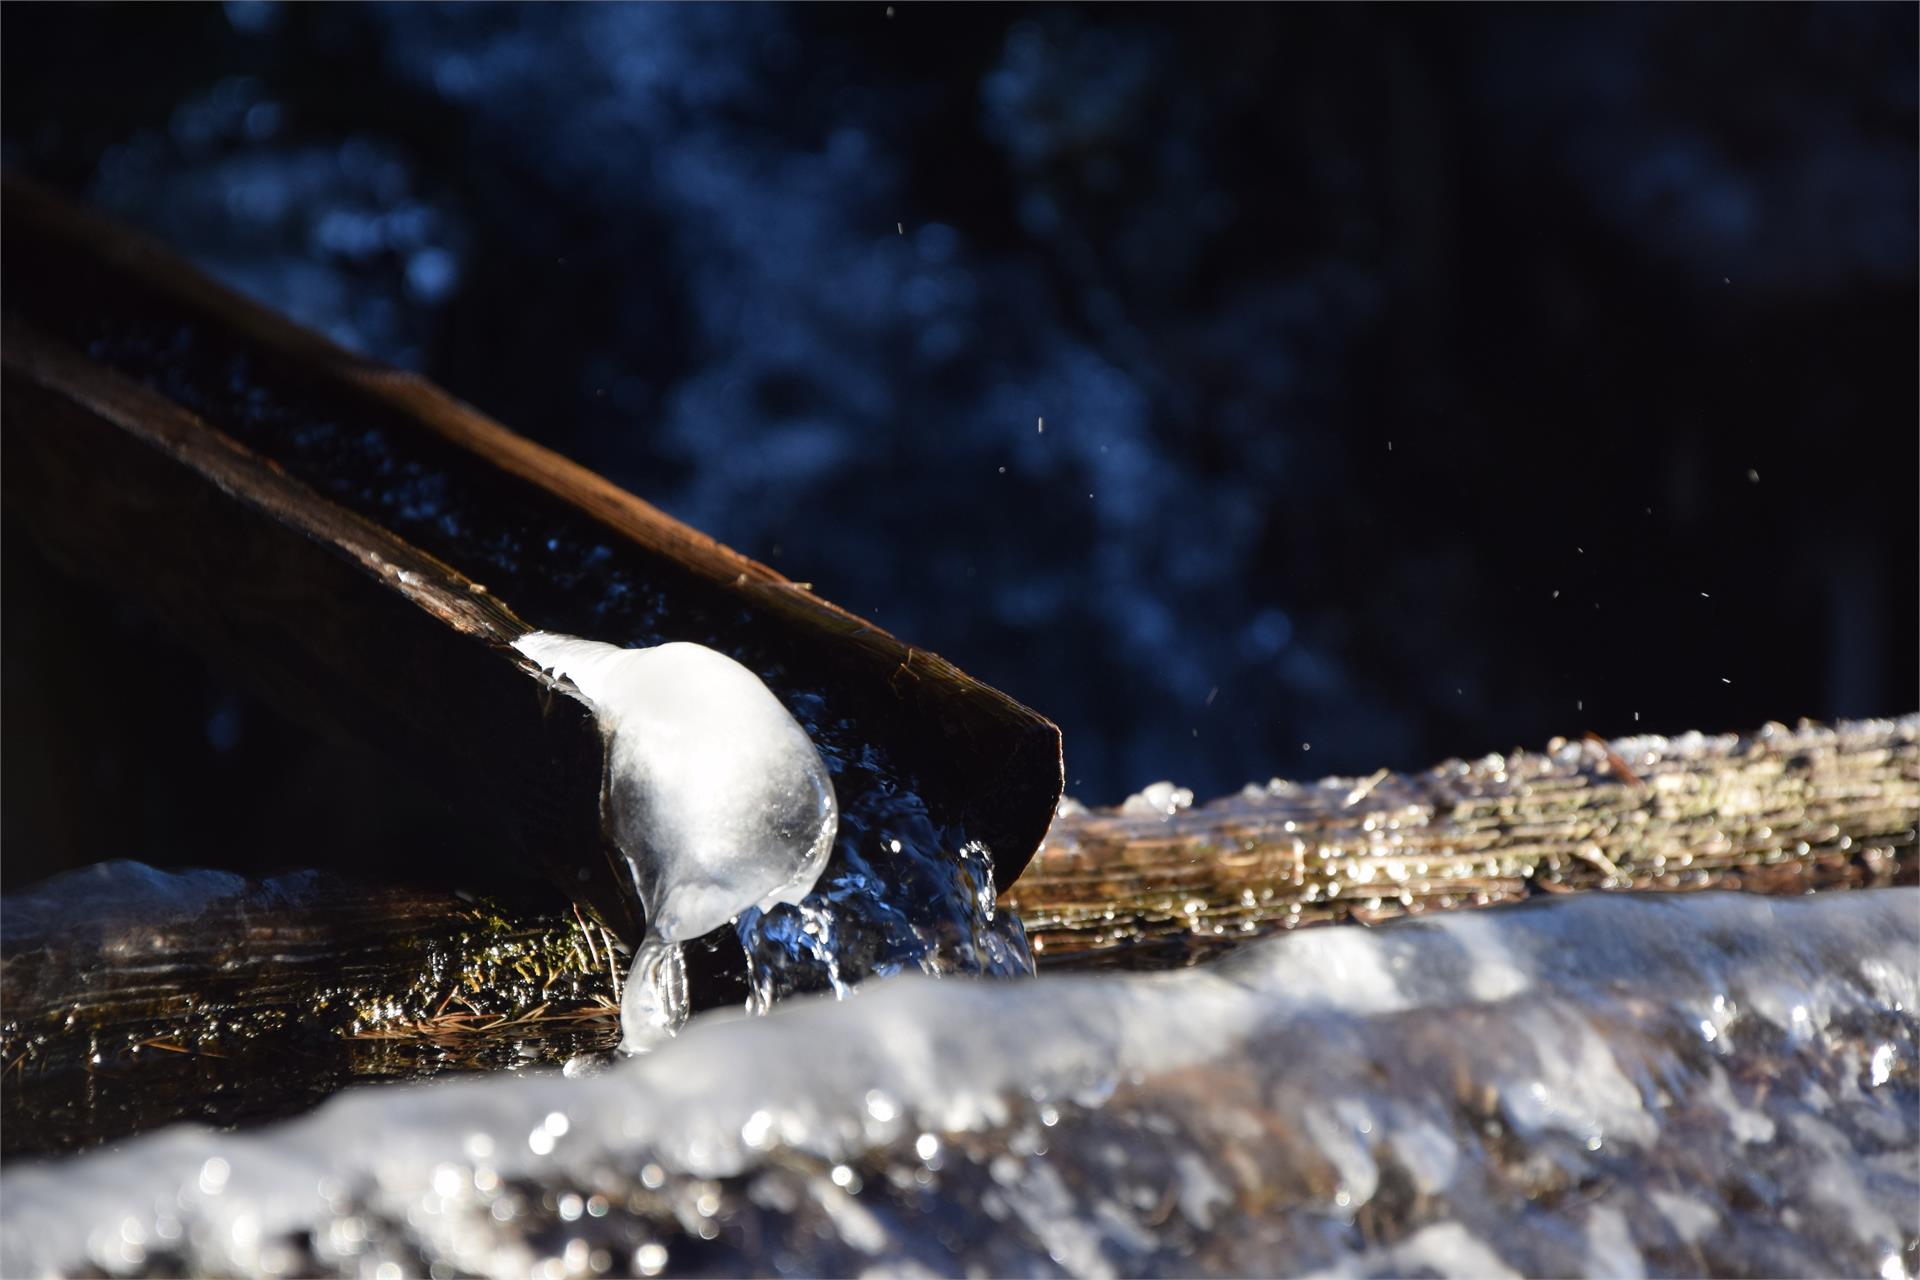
[{"left": 737, "top": 803, "right": 1034, "bottom": 1017}]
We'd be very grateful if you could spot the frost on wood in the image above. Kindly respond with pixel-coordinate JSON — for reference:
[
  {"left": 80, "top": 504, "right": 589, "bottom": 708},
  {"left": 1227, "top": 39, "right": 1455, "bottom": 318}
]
[
  {"left": 1012, "top": 716, "right": 1920, "bottom": 965},
  {"left": 513, "top": 634, "right": 838, "bottom": 1049}
]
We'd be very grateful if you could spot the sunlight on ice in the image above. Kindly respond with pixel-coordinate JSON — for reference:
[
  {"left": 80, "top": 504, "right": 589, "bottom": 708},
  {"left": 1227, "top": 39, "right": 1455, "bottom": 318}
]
[
  {"left": 513, "top": 633, "right": 838, "bottom": 1052},
  {"left": 1120, "top": 780, "right": 1193, "bottom": 817}
]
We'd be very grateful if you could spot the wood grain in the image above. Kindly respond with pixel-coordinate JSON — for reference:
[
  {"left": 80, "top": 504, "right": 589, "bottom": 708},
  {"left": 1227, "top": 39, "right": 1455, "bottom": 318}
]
[{"left": 1007, "top": 716, "right": 1920, "bottom": 966}]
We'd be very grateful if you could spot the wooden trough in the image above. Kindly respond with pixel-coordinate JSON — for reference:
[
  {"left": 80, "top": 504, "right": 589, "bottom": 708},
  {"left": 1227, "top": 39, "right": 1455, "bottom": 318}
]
[
  {"left": 0, "top": 175, "right": 1064, "bottom": 947},
  {"left": 0, "top": 176, "right": 1068, "bottom": 1149}
]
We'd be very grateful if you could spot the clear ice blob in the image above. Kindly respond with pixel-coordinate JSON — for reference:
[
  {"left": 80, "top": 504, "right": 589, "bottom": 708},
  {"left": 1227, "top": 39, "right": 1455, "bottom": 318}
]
[{"left": 513, "top": 633, "right": 838, "bottom": 1051}]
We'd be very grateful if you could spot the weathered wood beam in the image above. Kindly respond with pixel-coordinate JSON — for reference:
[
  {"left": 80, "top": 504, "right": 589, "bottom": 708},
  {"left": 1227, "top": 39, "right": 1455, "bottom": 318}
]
[
  {"left": 0, "top": 864, "right": 625, "bottom": 1155},
  {"left": 2, "top": 315, "right": 630, "bottom": 928},
  {"left": 6, "top": 717, "right": 1909, "bottom": 1153},
  {"left": 1005, "top": 717, "right": 1920, "bottom": 966},
  {"left": 0, "top": 175, "right": 1063, "bottom": 940}
]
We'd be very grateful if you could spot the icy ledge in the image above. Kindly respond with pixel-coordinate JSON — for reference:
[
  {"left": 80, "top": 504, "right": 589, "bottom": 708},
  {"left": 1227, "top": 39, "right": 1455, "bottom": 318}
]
[
  {"left": 513, "top": 634, "right": 837, "bottom": 1048},
  {"left": 1, "top": 889, "right": 1913, "bottom": 1277}
]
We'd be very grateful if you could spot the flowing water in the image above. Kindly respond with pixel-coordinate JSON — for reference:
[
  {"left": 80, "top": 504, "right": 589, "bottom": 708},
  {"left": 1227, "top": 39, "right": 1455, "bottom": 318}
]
[
  {"left": 626, "top": 828, "right": 1031, "bottom": 1057},
  {"left": 3, "top": 889, "right": 1912, "bottom": 1278}
]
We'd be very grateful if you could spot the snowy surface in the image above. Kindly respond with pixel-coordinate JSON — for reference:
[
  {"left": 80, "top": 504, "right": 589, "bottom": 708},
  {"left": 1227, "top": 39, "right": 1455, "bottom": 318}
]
[{"left": 2, "top": 888, "right": 1912, "bottom": 1277}]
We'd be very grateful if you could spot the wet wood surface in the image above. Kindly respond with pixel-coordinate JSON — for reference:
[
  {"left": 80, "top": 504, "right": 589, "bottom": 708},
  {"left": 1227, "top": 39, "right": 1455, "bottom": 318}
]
[
  {"left": 1006, "top": 716, "right": 1920, "bottom": 966},
  {"left": 0, "top": 866, "right": 621, "bottom": 1155}
]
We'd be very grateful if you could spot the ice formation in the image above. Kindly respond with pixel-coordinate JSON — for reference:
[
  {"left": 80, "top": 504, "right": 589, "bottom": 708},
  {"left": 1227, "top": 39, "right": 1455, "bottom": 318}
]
[
  {"left": 513, "top": 634, "right": 837, "bottom": 1049},
  {"left": 1119, "top": 779, "right": 1194, "bottom": 817},
  {"left": 1, "top": 889, "right": 1912, "bottom": 1278}
]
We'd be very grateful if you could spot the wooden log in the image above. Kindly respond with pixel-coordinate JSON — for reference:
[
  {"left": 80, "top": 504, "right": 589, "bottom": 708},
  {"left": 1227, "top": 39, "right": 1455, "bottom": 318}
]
[
  {"left": 6, "top": 717, "right": 1909, "bottom": 1153},
  {"left": 0, "top": 862, "right": 627, "bottom": 1156},
  {"left": 0, "top": 175, "right": 1063, "bottom": 943},
  {"left": 1004, "top": 716, "right": 1920, "bottom": 967}
]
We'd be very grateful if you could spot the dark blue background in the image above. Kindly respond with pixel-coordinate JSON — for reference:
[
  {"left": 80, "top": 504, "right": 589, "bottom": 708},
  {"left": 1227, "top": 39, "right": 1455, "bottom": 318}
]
[{"left": 5, "top": 3, "right": 1915, "bottom": 807}]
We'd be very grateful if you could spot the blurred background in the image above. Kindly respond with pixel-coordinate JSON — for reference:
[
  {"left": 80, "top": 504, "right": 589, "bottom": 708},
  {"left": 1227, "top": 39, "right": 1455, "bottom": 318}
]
[{"left": 3, "top": 3, "right": 1914, "bottom": 856}]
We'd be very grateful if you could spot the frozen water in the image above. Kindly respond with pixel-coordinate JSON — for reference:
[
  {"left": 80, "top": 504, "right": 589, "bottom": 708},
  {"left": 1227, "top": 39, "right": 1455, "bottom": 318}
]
[
  {"left": 513, "top": 633, "right": 837, "bottom": 1049},
  {"left": 2, "top": 889, "right": 1911, "bottom": 1277},
  {"left": 622, "top": 933, "right": 692, "bottom": 1047},
  {"left": 1119, "top": 779, "right": 1193, "bottom": 817},
  {"left": 513, "top": 634, "right": 837, "bottom": 942}
]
